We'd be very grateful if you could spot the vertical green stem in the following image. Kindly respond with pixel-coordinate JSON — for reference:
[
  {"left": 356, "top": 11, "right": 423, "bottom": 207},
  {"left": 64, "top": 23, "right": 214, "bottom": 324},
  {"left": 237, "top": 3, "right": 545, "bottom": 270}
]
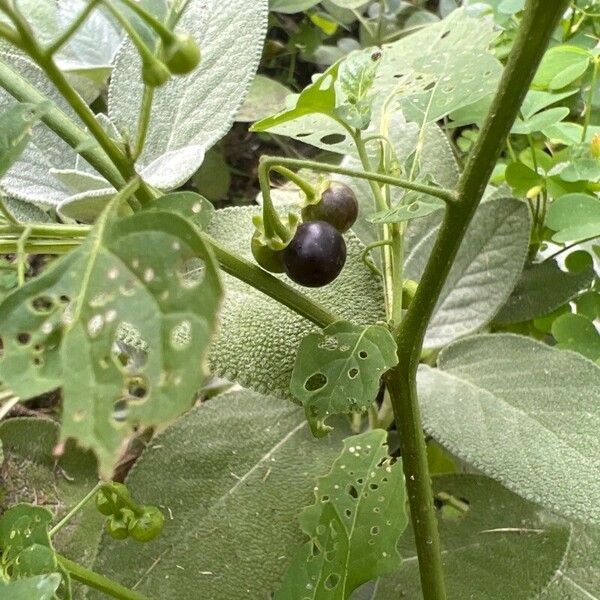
[
  {"left": 385, "top": 2, "right": 568, "bottom": 599},
  {"left": 49, "top": 482, "right": 103, "bottom": 537},
  {"left": 582, "top": 57, "right": 599, "bottom": 141}
]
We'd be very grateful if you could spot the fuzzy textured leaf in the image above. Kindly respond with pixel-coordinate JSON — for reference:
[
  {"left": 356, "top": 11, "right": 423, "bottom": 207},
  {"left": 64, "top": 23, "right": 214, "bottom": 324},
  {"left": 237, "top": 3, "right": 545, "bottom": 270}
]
[
  {"left": 90, "top": 390, "right": 351, "bottom": 599},
  {"left": 207, "top": 206, "right": 384, "bottom": 400},
  {"left": 417, "top": 334, "right": 600, "bottom": 523},
  {"left": 290, "top": 322, "right": 397, "bottom": 436},
  {"left": 108, "top": 0, "right": 268, "bottom": 189},
  {"left": 356, "top": 475, "right": 572, "bottom": 600},
  {"left": 405, "top": 197, "right": 530, "bottom": 348}
]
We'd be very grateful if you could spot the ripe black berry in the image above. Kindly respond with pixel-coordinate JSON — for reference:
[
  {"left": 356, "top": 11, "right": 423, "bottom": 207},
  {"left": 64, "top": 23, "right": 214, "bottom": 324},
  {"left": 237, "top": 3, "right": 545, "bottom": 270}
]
[
  {"left": 283, "top": 221, "right": 346, "bottom": 287},
  {"left": 302, "top": 182, "right": 358, "bottom": 233}
]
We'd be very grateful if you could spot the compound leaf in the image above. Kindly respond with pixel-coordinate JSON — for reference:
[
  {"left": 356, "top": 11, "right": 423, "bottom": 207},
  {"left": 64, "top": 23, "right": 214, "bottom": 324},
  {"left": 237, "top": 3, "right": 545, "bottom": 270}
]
[
  {"left": 290, "top": 322, "right": 397, "bottom": 437},
  {"left": 417, "top": 333, "right": 600, "bottom": 524}
]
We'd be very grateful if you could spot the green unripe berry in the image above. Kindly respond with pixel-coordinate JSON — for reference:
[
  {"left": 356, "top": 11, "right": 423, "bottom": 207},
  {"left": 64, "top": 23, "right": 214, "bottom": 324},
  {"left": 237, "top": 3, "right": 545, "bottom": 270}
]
[
  {"left": 128, "top": 506, "right": 165, "bottom": 542},
  {"left": 95, "top": 492, "right": 114, "bottom": 516},
  {"left": 106, "top": 509, "right": 135, "bottom": 540},
  {"left": 142, "top": 58, "right": 171, "bottom": 87},
  {"left": 251, "top": 232, "right": 286, "bottom": 273},
  {"left": 165, "top": 34, "right": 201, "bottom": 75}
]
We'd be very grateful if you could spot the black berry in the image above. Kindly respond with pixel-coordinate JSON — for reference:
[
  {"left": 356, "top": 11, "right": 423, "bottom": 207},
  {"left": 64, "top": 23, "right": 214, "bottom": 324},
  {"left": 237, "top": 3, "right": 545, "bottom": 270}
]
[{"left": 302, "top": 182, "right": 358, "bottom": 233}]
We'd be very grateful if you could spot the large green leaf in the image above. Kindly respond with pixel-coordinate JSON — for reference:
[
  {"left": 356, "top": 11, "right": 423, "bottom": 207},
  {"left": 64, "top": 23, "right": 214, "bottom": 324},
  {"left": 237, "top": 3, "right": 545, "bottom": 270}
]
[
  {"left": 0, "top": 201, "right": 222, "bottom": 476},
  {"left": 417, "top": 334, "right": 600, "bottom": 523},
  {"left": 551, "top": 313, "right": 600, "bottom": 362},
  {"left": 90, "top": 390, "right": 351, "bottom": 599},
  {"left": 108, "top": 0, "right": 268, "bottom": 190},
  {"left": 532, "top": 45, "right": 592, "bottom": 91},
  {"left": 290, "top": 322, "right": 398, "bottom": 436},
  {"left": 0, "top": 573, "right": 62, "bottom": 600},
  {"left": 354, "top": 475, "right": 572, "bottom": 600},
  {"left": 207, "top": 206, "right": 385, "bottom": 400},
  {"left": 405, "top": 197, "right": 530, "bottom": 348},
  {"left": 493, "top": 259, "right": 594, "bottom": 325},
  {"left": 276, "top": 430, "right": 406, "bottom": 598},
  {"left": 545, "top": 193, "right": 600, "bottom": 244}
]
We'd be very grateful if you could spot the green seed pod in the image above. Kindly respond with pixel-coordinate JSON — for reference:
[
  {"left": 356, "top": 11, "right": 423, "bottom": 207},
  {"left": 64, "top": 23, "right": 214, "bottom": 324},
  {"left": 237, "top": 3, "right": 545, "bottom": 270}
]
[
  {"left": 165, "top": 34, "right": 201, "bottom": 75},
  {"left": 128, "top": 506, "right": 165, "bottom": 542},
  {"left": 142, "top": 58, "right": 171, "bottom": 87},
  {"left": 106, "top": 509, "right": 135, "bottom": 540},
  {"left": 95, "top": 491, "right": 114, "bottom": 516}
]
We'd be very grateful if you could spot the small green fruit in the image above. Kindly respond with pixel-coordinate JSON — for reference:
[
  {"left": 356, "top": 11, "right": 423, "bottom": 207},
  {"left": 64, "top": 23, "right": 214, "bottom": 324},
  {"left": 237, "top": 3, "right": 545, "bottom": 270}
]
[
  {"left": 165, "top": 34, "right": 201, "bottom": 75},
  {"left": 142, "top": 58, "right": 171, "bottom": 87},
  {"left": 106, "top": 509, "right": 135, "bottom": 540},
  {"left": 128, "top": 506, "right": 165, "bottom": 542},
  {"left": 95, "top": 492, "right": 114, "bottom": 516}
]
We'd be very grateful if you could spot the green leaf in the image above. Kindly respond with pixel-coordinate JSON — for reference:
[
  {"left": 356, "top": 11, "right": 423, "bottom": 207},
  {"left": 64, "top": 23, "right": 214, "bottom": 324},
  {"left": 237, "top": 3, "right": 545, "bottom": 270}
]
[
  {"left": 90, "top": 390, "right": 351, "bottom": 599},
  {"left": 417, "top": 333, "right": 600, "bottom": 524},
  {"left": 291, "top": 429, "right": 407, "bottom": 597},
  {"left": 0, "top": 574, "right": 62, "bottom": 600},
  {"left": 290, "top": 322, "right": 397, "bottom": 437},
  {"left": 269, "top": 0, "right": 321, "bottom": 12},
  {"left": 108, "top": 0, "right": 268, "bottom": 189},
  {"left": 207, "top": 206, "right": 384, "bottom": 400},
  {"left": 0, "top": 201, "right": 222, "bottom": 476},
  {"left": 493, "top": 260, "right": 594, "bottom": 325},
  {"left": 505, "top": 162, "right": 543, "bottom": 196},
  {"left": 236, "top": 75, "right": 291, "bottom": 123},
  {"left": 369, "top": 195, "right": 445, "bottom": 224},
  {"left": 252, "top": 62, "right": 341, "bottom": 132},
  {"left": 546, "top": 193, "right": 600, "bottom": 243},
  {"left": 551, "top": 313, "right": 600, "bottom": 362},
  {"left": 511, "top": 107, "right": 570, "bottom": 135},
  {"left": 357, "top": 475, "right": 572, "bottom": 600},
  {"left": 1, "top": 197, "right": 51, "bottom": 223},
  {"left": 532, "top": 45, "right": 592, "bottom": 91},
  {"left": 0, "top": 102, "right": 50, "bottom": 178},
  {"left": 404, "top": 197, "right": 530, "bottom": 348},
  {"left": 520, "top": 88, "right": 578, "bottom": 121},
  {"left": 335, "top": 49, "right": 380, "bottom": 130},
  {"left": 0, "top": 418, "right": 102, "bottom": 576}
]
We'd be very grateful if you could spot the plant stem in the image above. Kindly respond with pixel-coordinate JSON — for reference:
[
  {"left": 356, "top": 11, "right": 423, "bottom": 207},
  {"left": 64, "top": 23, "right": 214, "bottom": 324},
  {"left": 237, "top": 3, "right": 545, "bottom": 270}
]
[
  {"left": 46, "top": 0, "right": 100, "bottom": 56},
  {"left": 0, "top": 4, "right": 152, "bottom": 206},
  {"left": 270, "top": 165, "right": 317, "bottom": 200},
  {"left": 385, "top": 2, "right": 568, "bottom": 599},
  {"left": 259, "top": 156, "right": 456, "bottom": 205},
  {"left": 582, "top": 57, "right": 599, "bottom": 141},
  {"left": 257, "top": 159, "right": 293, "bottom": 241},
  {"left": 57, "top": 556, "right": 151, "bottom": 600},
  {"left": 0, "top": 58, "right": 124, "bottom": 190},
  {"left": 49, "top": 482, "right": 103, "bottom": 537},
  {"left": 204, "top": 233, "right": 338, "bottom": 328}
]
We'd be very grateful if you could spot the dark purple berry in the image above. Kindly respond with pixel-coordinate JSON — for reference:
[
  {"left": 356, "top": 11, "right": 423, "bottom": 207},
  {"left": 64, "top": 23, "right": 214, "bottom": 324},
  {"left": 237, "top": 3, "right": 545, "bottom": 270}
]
[
  {"left": 283, "top": 221, "right": 346, "bottom": 288},
  {"left": 302, "top": 182, "right": 358, "bottom": 233}
]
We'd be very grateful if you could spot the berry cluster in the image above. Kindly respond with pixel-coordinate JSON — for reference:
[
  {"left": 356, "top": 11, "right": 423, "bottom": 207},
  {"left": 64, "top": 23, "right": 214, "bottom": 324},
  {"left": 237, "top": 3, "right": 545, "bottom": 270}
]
[
  {"left": 253, "top": 182, "right": 358, "bottom": 288},
  {"left": 95, "top": 483, "right": 165, "bottom": 543}
]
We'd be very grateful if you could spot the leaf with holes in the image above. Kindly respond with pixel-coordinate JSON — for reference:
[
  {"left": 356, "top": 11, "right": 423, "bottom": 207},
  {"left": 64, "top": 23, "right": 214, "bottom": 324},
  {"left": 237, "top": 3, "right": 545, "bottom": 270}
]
[
  {"left": 0, "top": 574, "right": 62, "bottom": 600},
  {"left": 356, "top": 474, "right": 572, "bottom": 599},
  {"left": 0, "top": 504, "right": 65, "bottom": 592},
  {"left": 405, "top": 196, "right": 530, "bottom": 348},
  {"left": 108, "top": 0, "right": 268, "bottom": 189},
  {"left": 89, "top": 389, "right": 351, "bottom": 599},
  {"left": 276, "top": 429, "right": 407, "bottom": 598},
  {"left": 0, "top": 199, "right": 222, "bottom": 476},
  {"left": 290, "top": 322, "right": 398, "bottom": 437},
  {"left": 417, "top": 333, "right": 600, "bottom": 524},
  {"left": 369, "top": 193, "right": 445, "bottom": 224}
]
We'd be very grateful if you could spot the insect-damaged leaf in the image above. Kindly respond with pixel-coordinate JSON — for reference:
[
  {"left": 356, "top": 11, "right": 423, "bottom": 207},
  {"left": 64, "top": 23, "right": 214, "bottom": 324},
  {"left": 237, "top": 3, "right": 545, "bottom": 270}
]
[
  {"left": 275, "top": 430, "right": 407, "bottom": 598},
  {"left": 0, "top": 194, "right": 222, "bottom": 476},
  {"left": 290, "top": 322, "right": 398, "bottom": 437}
]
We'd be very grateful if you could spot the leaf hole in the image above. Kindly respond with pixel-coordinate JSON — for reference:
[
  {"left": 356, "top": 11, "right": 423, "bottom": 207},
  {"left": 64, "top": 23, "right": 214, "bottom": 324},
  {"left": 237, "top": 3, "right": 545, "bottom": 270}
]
[
  {"left": 16, "top": 332, "right": 31, "bottom": 345},
  {"left": 359, "top": 351, "right": 368, "bottom": 359},
  {"left": 408, "top": 202, "right": 420, "bottom": 212},
  {"left": 347, "top": 483, "right": 359, "bottom": 499},
  {"left": 320, "top": 133, "right": 346, "bottom": 145},
  {"left": 33, "top": 356, "right": 44, "bottom": 367},
  {"left": 297, "top": 132, "right": 313, "bottom": 138},
  {"left": 370, "top": 526, "right": 380, "bottom": 536},
  {"left": 344, "top": 509, "right": 352, "bottom": 518},
  {"left": 324, "top": 573, "right": 340, "bottom": 590},
  {"left": 321, "top": 495, "right": 330, "bottom": 502},
  {"left": 369, "top": 483, "right": 379, "bottom": 491},
  {"left": 112, "top": 399, "right": 129, "bottom": 423},
  {"left": 305, "top": 373, "right": 327, "bottom": 391},
  {"left": 348, "top": 368, "right": 359, "bottom": 379},
  {"left": 170, "top": 320, "right": 192, "bottom": 350},
  {"left": 424, "top": 82, "right": 435, "bottom": 91},
  {"left": 318, "top": 336, "right": 338, "bottom": 350},
  {"left": 30, "top": 295, "right": 56, "bottom": 314},
  {"left": 178, "top": 257, "right": 205, "bottom": 289},
  {"left": 127, "top": 376, "right": 148, "bottom": 400}
]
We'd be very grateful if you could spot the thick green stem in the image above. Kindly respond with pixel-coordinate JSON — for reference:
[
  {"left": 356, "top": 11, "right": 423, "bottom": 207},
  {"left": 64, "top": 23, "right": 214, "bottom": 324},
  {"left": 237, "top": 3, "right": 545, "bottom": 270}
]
[
  {"left": 57, "top": 556, "right": 151, "bottom": 600},
  {"left": 270, "top": 165, "right": 317, "bottom": 200},
  {"left": 385, "top": 2, "right": 568, "bottom": 599}
]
